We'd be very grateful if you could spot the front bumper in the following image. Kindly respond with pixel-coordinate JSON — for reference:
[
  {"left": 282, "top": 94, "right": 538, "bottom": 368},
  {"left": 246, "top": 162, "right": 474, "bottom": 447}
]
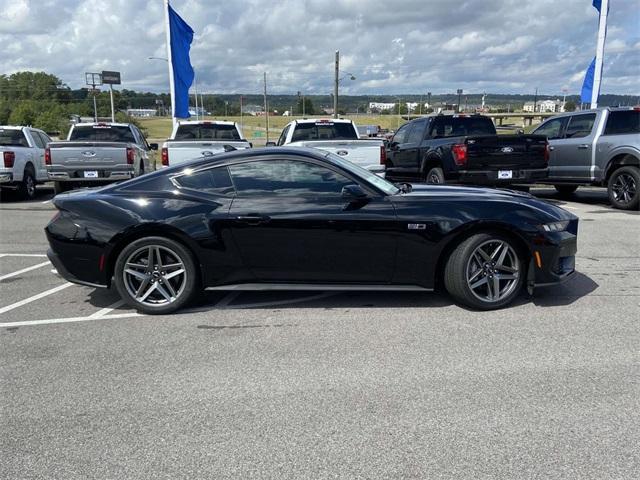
[
  {"left": 455, "top": 168, "right": 548, "bottom": 185},
  {"left": 530, "top": 229, "right": 578, "bottom": 287}
]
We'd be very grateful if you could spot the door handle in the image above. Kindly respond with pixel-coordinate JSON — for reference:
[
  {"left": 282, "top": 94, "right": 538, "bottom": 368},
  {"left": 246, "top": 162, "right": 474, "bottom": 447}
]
[
  {"left": 548, "top": 146, "right": 555, "bottom": 151},
  {"left": 236, "top": 215, "right": 271, "bottom": 225},
  {"left": 578, "top": 144, "right": 590, "bottom": 149}
]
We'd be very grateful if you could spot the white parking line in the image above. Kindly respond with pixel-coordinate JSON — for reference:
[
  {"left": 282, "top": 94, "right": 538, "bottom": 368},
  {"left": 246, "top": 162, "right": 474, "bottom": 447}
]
[
  {"left": 0, "top": 261, "right": 50, "bottom": 281},
  {"left": 88, "top": 300, "right": 125, "bottom": 318},
  {"left": 0, "top": 283, "right": 72, "bottom": 315},
  {"left": 0, "top": 312, "right": 144, "bottom": 328},
  {"left": 0, "top": 253, "right": 48, "bottom": 258}
]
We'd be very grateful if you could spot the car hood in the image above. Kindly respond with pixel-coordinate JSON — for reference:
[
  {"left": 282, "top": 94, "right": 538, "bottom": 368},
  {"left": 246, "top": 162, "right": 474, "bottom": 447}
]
[{"left": 396, "top": 184, "right": 577, "bottom": 221}]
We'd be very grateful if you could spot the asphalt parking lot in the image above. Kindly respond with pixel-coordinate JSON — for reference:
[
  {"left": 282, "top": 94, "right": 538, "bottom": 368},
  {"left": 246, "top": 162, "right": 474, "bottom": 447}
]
[{"left": 1, "top": 184, "right": 639, "bottom": 479}]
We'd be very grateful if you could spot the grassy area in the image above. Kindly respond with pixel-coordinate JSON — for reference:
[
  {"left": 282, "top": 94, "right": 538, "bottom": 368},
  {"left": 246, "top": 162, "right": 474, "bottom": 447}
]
[{"left": 139, "top": 114, "right": 541, "bottom": 145}]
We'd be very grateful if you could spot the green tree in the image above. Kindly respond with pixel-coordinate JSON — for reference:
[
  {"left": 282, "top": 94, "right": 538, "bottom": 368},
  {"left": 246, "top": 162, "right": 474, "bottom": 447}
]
[
  {"left": 296, "top": 97, "right": 315, "bottom": 115},
  {"left": 564, "top": 100, "right": 576, "bottom": 112},
  {"left": 8, "top": 101, "right": 37, "bottom": 125}
]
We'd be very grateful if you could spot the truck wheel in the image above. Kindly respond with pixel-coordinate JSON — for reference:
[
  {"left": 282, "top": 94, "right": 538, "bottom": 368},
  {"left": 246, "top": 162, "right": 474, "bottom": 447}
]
[
  {"left": 114, "top": 236, "right": 199, "bottom": 314},
  {"left": 554, "top": 185, "right": 578, "bottom": 196},
  {"left": 608, "top": 166, "right": 639, "bottom": 210},
  {"left": 18, "top": 168, "right": 36, "bottom": 200},
  {"left": 54, "top": 181, "right": 68, "bottom": 195},
  {"left": 444, "top": 233, "right": 524, "bottom": 310},
  {"left": 425, "top": 166, "right": 445, "bottom": 184}
]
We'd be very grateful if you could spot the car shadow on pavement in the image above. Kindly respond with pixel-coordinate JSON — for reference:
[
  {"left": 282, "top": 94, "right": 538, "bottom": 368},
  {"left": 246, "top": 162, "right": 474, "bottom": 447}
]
[{"left": 530, "top": 272, "right": 599, "bottom": 307}]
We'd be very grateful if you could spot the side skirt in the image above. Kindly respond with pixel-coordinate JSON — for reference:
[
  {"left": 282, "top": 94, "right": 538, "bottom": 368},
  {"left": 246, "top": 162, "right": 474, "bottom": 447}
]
[{"left": 205, "top": 283, "right": 433, "bottom": 292}]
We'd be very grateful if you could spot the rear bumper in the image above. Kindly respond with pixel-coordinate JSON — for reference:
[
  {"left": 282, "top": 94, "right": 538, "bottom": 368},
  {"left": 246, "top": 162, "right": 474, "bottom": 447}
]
[
  {"left": 0, "top": 173, "right": 12, "bottom": 183},
  {"left": 47, "top": 167, "right": 134, "bottom": 182},
  {"left": 47, "top": 248, "right": 109, "bottom": 288},
  {"left": 454, "top": 168, "right": 548, "bottom": 185}
]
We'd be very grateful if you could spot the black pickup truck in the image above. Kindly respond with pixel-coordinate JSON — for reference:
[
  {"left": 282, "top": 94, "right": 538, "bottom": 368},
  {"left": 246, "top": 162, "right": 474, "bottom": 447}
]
[{"left": 384, "top": 115, "right": 549, "bottom": 185}]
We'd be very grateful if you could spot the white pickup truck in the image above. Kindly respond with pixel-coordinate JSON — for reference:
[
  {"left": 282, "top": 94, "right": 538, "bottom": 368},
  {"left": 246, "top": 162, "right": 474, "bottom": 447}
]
[
  {"left": 0, "top": 126, "right": 52, "bottom": 199},
  {"left": 274, "top": 118, "right": 386, "bottom": 172},
  {"left": 161, "top": 121, "right": 252, "bottom": 167},
  {"left": 46, "top": 122, "right": 157, "bottom": 194}
]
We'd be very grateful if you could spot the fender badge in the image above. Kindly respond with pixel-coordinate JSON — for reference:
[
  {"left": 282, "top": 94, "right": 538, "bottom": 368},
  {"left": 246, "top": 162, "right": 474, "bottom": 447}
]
[
  {"left": 408, "top": 223, "right": 426, "bottom": 230},
  {"left": 336, "top": 150, "right": 349, "bottom": 156}
]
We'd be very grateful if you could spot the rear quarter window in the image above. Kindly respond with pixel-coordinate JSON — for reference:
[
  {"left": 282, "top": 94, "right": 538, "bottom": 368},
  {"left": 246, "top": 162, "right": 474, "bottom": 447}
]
[
  {"left": 175, "top": 124, "right": 241, "bottom": 140},
  {"left": 0, "top": 129, "right": 28, "bottom": 147},
  {"left": 603, "top": 111, "right": 640, "bottom": 135}
]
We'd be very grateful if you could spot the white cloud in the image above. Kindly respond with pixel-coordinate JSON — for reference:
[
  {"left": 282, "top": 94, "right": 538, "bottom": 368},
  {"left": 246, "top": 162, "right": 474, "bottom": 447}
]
[{"left": 0, "top": 0, "right": 638, "bottom": 95}]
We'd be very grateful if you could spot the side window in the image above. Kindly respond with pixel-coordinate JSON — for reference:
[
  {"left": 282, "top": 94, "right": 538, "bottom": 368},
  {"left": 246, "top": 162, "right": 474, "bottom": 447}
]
[
  {"left": 29, "top": 130, "right": 45, "bottom": 149},
  {"left": 277, "top": 125, "right": 291, "bottom": 146},
  {"left": 603, "top": 111, "right": 640, "bottom": 135},
  {"left": 564, "top": 114, "right": 596, "bottom": 139},
  {"left": 228, "top": 160, "right": 353, "bottom": 196},
  {"left": 175, "top": 166, "right": 235, "bottom": 196},
  {"left": 406, "top": 120, "right": 427, "bottom": 144},
  {"left": 38, "top": 132, "right": 52, "bottom": 145},
  {"left": 533, "top": 117, "right": 567, "bottom": 140},
  {"left": 392, "top": 123, "right": 411, "bottom": 144}
]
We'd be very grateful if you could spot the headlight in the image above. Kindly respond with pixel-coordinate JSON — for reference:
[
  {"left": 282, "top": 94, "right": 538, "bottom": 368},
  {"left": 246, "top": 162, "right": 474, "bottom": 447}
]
[{"left": 540, "top": 220, "right": 570, "bottom": 232}]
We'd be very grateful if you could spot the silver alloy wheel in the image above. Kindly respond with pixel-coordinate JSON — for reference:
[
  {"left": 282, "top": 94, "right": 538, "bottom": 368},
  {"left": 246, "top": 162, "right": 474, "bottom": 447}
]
[
  {"left": 427, "top": 172, "right": 441, "bottom": 184},
  {"left": 612, "top": 172, "right": 637, "bottom": 204},
  {"left": 466, "top": 239, "right": 520, "bottom": 303},
  {"left": 122, "top": 245, "right": 187, "bottom": 306},
  {"left": 25, "top": 174, "right": 35, "bottom": 197}
]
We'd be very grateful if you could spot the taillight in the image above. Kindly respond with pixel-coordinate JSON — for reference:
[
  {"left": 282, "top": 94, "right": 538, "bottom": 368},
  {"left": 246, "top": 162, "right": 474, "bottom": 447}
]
[
  {"left": 452, "top": 143, "right": 467, "bottom": 166},
  {"left": 3, "top": 151, "right": 15, "bottom": 168},
  {"left": 126, "top": 147, "right": 135, "bottom": 165},
  {"left": 161, "top": 147, "right": 169, "bottom": 166},
  {"left": 379, "top": 145, "right": 387, "bottom": 165},
  {"left": 44, "top": 147, "right": 51, "bottom": 165},
  {"left": 543, "top": 142, "right": 550, "bottom": 166}
]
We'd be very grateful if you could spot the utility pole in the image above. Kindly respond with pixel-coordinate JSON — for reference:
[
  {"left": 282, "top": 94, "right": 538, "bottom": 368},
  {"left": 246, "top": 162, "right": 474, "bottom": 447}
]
[
  {"left": 534, "top": 87, "right": 538, "bottom": 113},
  {"left": 427, "top": 92, "right": 432, "bottom": 113},
  {"left": 240, "top": 95, "right": 243, "bottom": 132},
  {"left": 302, "top": 94, "right": 305, "bottom": 117},
  {"left": 334, "top": 50, "right": 339, "bottom": 119},
  {"left": 457, "top": 89, "right": 463, "bottom": 113},
  {"left": 419, "top": 94, "right": 423, "bottom": 116},
  {"left": 194, "top": 77, "right": 199, "bottom": 120},
  {"left": 263, "top": 72, "right": 269, "bottom": 143}
]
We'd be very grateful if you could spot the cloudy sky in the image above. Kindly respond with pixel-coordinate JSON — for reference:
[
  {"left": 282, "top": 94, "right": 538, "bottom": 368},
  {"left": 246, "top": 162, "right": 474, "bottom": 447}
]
[{"left": 1, "top": 0, "right": 638, "bottom": 96}]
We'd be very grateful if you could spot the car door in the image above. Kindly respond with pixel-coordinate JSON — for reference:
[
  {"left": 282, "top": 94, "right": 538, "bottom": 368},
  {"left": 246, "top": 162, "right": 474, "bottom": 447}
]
[
  {"left": 550, "top": 113, "right": 598, "bottom": 180},
  {"left": 27, "top": 129, "right": 47, "bottom": 180},
  {"left": 394, "top": 118, "right": 427, "bottom": 174},
  {"left": 386, "top": 123, "right": 413, "bottom": 178},
  {"left": 227, "top": 156, "right": 398, "bottom": 283},
  {"left": 532, "top": 116, "right": 569, "bottom": 180}
]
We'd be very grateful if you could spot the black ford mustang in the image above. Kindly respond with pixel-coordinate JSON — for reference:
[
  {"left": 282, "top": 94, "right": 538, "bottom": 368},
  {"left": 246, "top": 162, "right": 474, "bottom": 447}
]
[{"left": 46, "top": 147, "right": 578, "bottom": 313}]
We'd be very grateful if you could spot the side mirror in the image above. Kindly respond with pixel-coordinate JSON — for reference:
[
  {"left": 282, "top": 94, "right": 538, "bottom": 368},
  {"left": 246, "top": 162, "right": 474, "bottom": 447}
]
[
  {"left": 149, "top": 143, "right": 159, "bottom": 150},
  {"left": 341, "top": 184, "right": 368, "bottom": 200},
  {"left": 265, "top": 141, "right": 277, "bottom": 147},
  {"left": 516, "top": 129, "right": 525, "bottom": 135},
  {"left": 388, "top": 141, "right": 399, "bottom": 150}
]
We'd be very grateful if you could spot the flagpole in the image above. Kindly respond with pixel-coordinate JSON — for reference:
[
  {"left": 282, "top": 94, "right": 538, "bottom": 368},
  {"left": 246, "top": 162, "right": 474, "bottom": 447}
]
[
  {"left": 591, "top": 0, "right": 608, "bottom": 108},
  {"left": 164, "top": 0, "right": 177, "bottom": 129}
]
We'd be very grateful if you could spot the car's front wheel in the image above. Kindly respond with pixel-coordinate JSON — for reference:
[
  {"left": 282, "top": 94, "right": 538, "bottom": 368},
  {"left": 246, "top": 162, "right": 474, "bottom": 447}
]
[
  {"left": 114, "top": 236, "right": 199, "bottom": 314},
  {"left": 608, "top": 166, "right": 639, "bottom": 210},
  {"left": 444, "top": 233, "right": 524, "bottom": 310}
]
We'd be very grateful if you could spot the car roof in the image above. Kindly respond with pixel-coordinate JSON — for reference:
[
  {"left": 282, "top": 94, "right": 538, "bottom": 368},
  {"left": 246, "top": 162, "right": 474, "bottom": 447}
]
[
  {"left": 294, "top": 118, "right": 353, "bottom": 124},
  {"left": 177, "top": 120, "right": 236, "bottom": 126},
  {"left": 73, "top": 122, "right": 132, "bottom": 127}
]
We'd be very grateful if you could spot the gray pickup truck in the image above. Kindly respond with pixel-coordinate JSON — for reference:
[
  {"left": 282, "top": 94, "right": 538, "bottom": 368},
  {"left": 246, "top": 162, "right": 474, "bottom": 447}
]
[
  {"left": 533, "top": 107, "right": 640, "bottom": 210},
  {"left": 46, "top": 122, "right": 157, "bottom": 194}
]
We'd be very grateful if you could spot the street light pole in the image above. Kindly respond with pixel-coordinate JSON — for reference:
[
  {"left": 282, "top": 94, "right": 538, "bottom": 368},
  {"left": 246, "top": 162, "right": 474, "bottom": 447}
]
[
  {"left": 334, "top": 50, "right": 339, "bottom": 119},
  {"left": 263, "top": 72, "right": 269, "bottom": 143}
]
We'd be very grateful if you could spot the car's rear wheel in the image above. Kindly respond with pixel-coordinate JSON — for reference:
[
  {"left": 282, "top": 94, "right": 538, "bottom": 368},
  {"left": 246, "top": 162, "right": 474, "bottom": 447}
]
[
  {"left": 18, "top": 168, "right": 36, "bottom": 200},
  {"left": 425, "top": 166, "right": 445, "bottom": 184},
  {"left": 608, "top": 166, "right": 639, "bottom": 210},
  {"left": 554, "top": 185, "right": 578, "bottom": 196},
  {"left": 444, "top": 233, "right": 524, "bottom": 310},
  {"left": 114, "top": 236, "right": 198, "bottom": 314}
]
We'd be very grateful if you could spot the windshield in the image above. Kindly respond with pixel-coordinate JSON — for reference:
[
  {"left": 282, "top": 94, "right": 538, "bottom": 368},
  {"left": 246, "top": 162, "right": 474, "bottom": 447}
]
[
  {"left": 175, "top": 123, "right": 241, "bottom": 140},
  {"left": 69, "top": 125, "right": 136, "bottom": 142},
  {"left": 291, "top": 122, "right": 359, "bottom": 141},
  {"left": 324, "top": 152, "right": 400, "bottom": 195}
]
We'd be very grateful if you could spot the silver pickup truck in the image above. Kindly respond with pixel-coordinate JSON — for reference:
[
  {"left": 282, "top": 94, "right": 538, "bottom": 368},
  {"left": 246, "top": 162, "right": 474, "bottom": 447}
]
[
  {"left": 160, "top": 121, "right": 251, "bottom": 167},
  {"left": 275, "top": 118, "right": 386, "bottom": 173},
  {"left": 533, "top": 107, "right": 640, "bottom": 210},
  {"left": 0, "top": 126, "right": 51, "bottom": 199},
  {"left": 47, "top": 122, "right": 157, "bottom": 194}
]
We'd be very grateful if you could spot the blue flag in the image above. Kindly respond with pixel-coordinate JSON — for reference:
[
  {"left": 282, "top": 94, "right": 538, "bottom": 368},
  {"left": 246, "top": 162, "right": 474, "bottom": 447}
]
[
  {"left": 592, "top": 0, "right": 602, "bottom": 12},
  {"left": 581, "top": 57, "right": 596, "bottom": 104},
  {"left": 168, "top": 4, "right": 194, "bottom": 118}
]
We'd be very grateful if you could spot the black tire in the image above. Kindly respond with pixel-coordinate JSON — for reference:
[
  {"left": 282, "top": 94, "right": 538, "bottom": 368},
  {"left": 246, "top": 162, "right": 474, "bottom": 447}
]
[
  {"left": 608, "top": 166, "right": 639, "bottom": 210},
  {"left": 114, "top": 236, "right": 199, "bottom": 314},
  {"left": 18, "top": 168, "right": 36, "bottom": 200},
  {"left": 444, "top": 233, "right": 525, "bottom": 310},
  {"left": 425, "top": 166, "right": 445, "bottom": 184},
  {"left": 554, "top": 185, "right": 578, "bottom": 196},
  {"left": 53, "top": 181, "right": 68, "bottom": 195}
]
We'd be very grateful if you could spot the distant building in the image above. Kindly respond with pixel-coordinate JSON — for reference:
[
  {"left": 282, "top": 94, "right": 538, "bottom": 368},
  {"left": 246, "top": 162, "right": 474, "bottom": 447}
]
[
  {"left": 242, "top": 104, "right": 264, "bottom": 115},
  {"left": 368, "top": 102, "right": 396, "bottom": 112},
  {"left": 126, "top": 108, "right": 157, "bottom": 117},
  {"left": 523, "top": 100, "right": 565, "bottom": 113}
]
